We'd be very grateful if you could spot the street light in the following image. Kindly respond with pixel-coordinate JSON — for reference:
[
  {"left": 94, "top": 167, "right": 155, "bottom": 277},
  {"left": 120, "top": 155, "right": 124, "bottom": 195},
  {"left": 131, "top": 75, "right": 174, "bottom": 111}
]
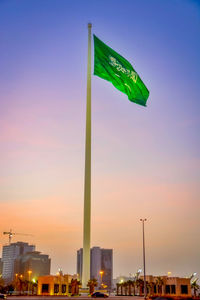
[
  {"left": 140, "top": 218, "right": 147, "bottom": 299},
  {"left": 28, "top": 270, "right": 32, "bottom": 295},
  {"left": 99, "top": 270, "right": 104, "bottom": 288}
]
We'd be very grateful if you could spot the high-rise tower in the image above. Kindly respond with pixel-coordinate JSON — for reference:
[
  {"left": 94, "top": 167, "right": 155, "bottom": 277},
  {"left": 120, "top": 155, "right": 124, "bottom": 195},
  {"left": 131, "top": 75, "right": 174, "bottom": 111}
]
[
  {"left": 2, "top": 242, "right": 35, "bottom": 283},
  {"left": 77, "top": 246, "right": 113, "bottom": 290}
]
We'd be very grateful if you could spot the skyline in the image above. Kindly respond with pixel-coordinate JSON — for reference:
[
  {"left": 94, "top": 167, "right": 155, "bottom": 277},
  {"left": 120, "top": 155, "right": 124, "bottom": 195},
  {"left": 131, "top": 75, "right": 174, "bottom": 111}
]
[{"left": 0, "top": 0, "right": 200, "bottom": 279}]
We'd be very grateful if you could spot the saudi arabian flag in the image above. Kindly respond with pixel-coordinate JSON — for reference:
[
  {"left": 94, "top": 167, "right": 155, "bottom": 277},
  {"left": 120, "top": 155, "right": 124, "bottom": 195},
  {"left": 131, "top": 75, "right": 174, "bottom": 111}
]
[{"left": 94, "top": 35, "right": 149, "bottom": 106}]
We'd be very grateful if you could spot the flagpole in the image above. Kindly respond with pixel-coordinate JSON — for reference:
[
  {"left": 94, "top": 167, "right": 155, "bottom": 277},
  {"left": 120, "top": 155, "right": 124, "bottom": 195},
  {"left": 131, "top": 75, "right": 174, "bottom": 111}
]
[
  {"left": 140, "top": 218, "right": 147, "bottom": 299},
  {"left": 82, "top": 22, "right": 92, "bottom": 288}
]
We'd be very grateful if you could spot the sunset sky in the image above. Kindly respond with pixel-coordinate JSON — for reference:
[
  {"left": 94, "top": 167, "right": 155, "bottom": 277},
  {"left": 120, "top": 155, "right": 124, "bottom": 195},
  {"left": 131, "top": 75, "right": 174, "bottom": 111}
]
[{"left": 0, "top": 0, "right": 200, "bottom": 279}]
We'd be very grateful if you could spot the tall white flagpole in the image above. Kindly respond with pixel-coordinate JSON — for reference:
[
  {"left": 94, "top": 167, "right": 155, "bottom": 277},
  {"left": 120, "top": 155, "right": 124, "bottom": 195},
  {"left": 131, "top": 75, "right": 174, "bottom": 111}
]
[
  {"left": 82, "top": 22, "right": 92, "bottom": 288},
  {"left": 140, "top": 218, "right": 147, "bottom": 299}
]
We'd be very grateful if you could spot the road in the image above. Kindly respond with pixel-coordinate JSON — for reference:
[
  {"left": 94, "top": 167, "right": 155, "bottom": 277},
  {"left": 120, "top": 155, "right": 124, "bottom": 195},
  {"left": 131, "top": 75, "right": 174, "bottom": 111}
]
[{"left": 7, "top": 297, "right": 143, "bottom": 300}]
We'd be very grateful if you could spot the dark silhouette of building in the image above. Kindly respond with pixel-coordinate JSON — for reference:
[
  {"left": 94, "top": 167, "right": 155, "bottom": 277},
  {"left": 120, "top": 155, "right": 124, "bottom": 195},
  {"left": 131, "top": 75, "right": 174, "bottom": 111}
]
[
  {"left": 2, "top": 242, "right": 35, "bottom": 283},
  {"left": 0, "top": 258, "right": 3, "bottom": 275},
  {"left": 101, "top": 249, "right": 113, "bottom": 291},
  {"left": 77, "top": 248, "right": 83, "bottom": 282},
  {"left": 14, "top": 251, "right": 51, "bottom": 280},
  {"left": 77, "top": 246, "right": 113, "bottom": 290}
]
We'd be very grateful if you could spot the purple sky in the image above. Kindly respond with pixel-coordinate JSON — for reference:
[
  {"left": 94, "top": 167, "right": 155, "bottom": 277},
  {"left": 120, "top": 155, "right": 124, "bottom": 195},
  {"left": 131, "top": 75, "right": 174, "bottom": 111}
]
[{"left": 0, "top": 0, "right": 200, "bottom": 279}]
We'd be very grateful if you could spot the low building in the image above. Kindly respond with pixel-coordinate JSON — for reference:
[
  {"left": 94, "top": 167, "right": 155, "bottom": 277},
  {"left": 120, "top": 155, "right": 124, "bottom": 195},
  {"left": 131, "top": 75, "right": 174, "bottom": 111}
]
[
  {"left": 141, "top": 275, "right": 192, "bottom": 298},
  {"left": 116, "top": 275, "right": 192, "bottom": 298},
  {"left": 37, "top": 273, "right": 78, "bottom": 296}
]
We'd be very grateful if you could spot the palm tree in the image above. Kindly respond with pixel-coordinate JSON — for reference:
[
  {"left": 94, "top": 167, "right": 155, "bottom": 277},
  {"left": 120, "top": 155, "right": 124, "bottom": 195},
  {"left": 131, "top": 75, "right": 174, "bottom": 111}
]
[
  {"left": 127, "top": 280, "right": 133, "bottom": 296},
  {"left": 32, "top": 279, "right": 38, "bottom": 295},
  {"left": 146, "top": 281, "right": 154, "bottom": 297},
  {"left": 136, "top": 278, "right": 144, "bottom": 296},
  {"left": 191, "top": 279, "right": 199, "bottom": 297},
  {"left": 116, "top": 283, "right": 120, "bottom": 296},
  {"left": 122, "top": 281, "right": 128, "bottom": 295},
  {"left": 120, "top": 282, "right": 123, "bottom": 295},
  {"left": 70, "top": 279, "right": 81, "bottom": 296},
  {"left": 132, "top": 279, "right": 136, "bottom": 296},
  {"left": 155, "top": 276, "right": 164, "bottom": 296},
  {"left": 149, "top": 282, "right": 155, "bottom": 296},
  {"left": 5, "top": 283, "right": 14, "bottom": 295},
  {"left": 70, "top": 279, "right": 76, "bottom": 295},
  {"left": 87, "top": 278, "right": 98, "bottom": 294},
  {"left": 76, "top": 280, "right": 81, "bottom": 295}
]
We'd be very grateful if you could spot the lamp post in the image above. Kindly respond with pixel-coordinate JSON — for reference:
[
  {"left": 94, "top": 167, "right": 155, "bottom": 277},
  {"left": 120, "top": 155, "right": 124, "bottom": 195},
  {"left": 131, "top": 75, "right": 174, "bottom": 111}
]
[
  {"left": 28, "top": 270, "right": 32, "bottom": 295},
  {"left": 99, "top": 270, "right": 104, "bottom": 289},
  {"left": 15, "top": 274, "right": 18, "bottom": 293},
  {"left": 140, "top": 218, "right": 147, "bottom": 299}
]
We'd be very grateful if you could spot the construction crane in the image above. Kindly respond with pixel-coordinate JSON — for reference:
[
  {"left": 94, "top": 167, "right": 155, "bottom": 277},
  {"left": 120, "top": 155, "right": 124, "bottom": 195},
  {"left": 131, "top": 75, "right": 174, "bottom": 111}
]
[{"left": 3, "top": 229, "right": 33, "bottom": 244}]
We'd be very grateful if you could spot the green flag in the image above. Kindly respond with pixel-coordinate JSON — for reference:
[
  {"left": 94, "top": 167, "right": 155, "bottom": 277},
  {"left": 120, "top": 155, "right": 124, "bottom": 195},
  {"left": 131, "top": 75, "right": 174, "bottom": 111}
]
[{"left": 94, "top": 35, "right": 149, "bottom": 106}]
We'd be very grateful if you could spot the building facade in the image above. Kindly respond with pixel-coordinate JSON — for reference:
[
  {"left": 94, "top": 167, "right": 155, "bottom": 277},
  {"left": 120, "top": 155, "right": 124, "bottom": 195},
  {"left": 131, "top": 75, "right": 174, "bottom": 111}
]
[
  {"left": 77, "top": 246, "right": 113, "bottom": 290},
  {"left": 77, "top": 248, "right": 83, "bottom": 282},
  {"left": 129, "top": 275, "right": 192, "bottom": 298},
  {"left": 101, "top": 249, "right": 113, "bottom": 291},
  {"left": 140, "top": 275, "right": 192, "bottom": 297},
  {"left": 14, "top": 251, "right": 51, "bottom": 280},
  {"left": 90, "top": 247, "right": 102, "bottom": 284},
  {"left": 2, "top": 242, "right": 35, "bottom": 283},
  {"left": 0, "top": 258, "right": 3, "bottom": 275},
  {"left": 116, "top": 275, "right": 192, "bottom": 297},
  {"left": 37, "top": 274, "right": 78, "bottom": 296}
]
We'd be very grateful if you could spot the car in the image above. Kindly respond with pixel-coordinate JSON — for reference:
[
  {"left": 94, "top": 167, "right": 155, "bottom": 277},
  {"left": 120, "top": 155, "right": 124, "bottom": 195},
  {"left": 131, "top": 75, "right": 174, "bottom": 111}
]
[
  {"left": 91, "top": 292, "right": 109, "bottom": 298},
  {"left": 0, "top": 295, "right": 6, "bottom": 299}
]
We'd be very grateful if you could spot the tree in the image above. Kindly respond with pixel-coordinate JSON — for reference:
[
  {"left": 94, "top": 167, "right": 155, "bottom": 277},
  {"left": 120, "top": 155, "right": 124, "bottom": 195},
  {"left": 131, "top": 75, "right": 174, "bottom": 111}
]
[
  {"left": 116, "top": 283, "right": 120, "bottom": 296},
  {"left": 191, "top": 279, "right": 199, "bottom": 297},
  {"left": 155, "top": 276, "right": 164, "bottom": 296},
  {"left": 119, "top": 282, "right": 123, "bottom": 295},
  {"left": 4, "top": 284, "right": 14, "bottom": 295},
  {"left": 87, "top": 278, "right": 98, "bottom": 294},
  {"left": 146, "top": 281, "right": 154, "bottom": 296},
  {"left": 132, "top": 279, "right": 136, "bottom": 296},
  {"left": 149, "top": 282, "right": 155, "bottom": 296},
  {"left": 71, "top": 279, "right": 80, "bottom": 296},
  {"left": 0, "top": 276, "right": 5, "bottom": 294},
  {"left": 32, "top": 279, "right": 38, "bottom": 295},
  {"left": 122, "top": 281, "right": 128, "bottom": 296},
  {"left": 76, "top": 280, "right": 81, "bottom": 295},
  {"left": 136, "top": 278, "right": 144, "bottom": 296},
  {"left": 127, "top": 280, "right": 133, "bottom": 296}
]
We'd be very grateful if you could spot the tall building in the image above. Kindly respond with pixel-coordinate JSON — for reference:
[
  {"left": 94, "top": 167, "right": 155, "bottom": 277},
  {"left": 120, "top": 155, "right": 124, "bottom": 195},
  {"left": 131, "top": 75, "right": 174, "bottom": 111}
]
[
  {"left": 2, "top": 242, "right": 35, "bottom": 283},
  {"left": 90, "top": 247, "right": 102, "bottom": 283},
  {"left": 101, "top": 249, "right": 113, "bottom": 291},
  {"left": 14, "top": 251, "right": 51, "bottom": 280},
  {"left": 0, "top": 258, "right": 3, "bottom": 275},
  {"left": 77, "top": 248, "right": 83, "bottom": 282},
  {"left": 77, "top": 246, "right": 113, "bottom": 290}
]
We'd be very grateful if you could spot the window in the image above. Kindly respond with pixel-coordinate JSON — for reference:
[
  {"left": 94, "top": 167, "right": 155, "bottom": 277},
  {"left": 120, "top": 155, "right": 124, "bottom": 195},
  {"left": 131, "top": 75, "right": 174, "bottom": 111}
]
[
  {"left": 154, "top": 285, "right": 157, "bottom": 293},
  {"left": 181, "top": 285, "right": 188, "bottom": 294},
  {"left": 171, "top": 285, "right": 176, "bottom": 294},
  {"left": 54, "top": 284, "right": 59, "bottom": 294},
  {"left": 62, "top": 284, "right": 66, "bottom": 293},
  {"left": 165, "top": 285, "right": 170, "bottom": 294},
  {"left": 42, "top": 284, "right": 49, "bottom": 293}
]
